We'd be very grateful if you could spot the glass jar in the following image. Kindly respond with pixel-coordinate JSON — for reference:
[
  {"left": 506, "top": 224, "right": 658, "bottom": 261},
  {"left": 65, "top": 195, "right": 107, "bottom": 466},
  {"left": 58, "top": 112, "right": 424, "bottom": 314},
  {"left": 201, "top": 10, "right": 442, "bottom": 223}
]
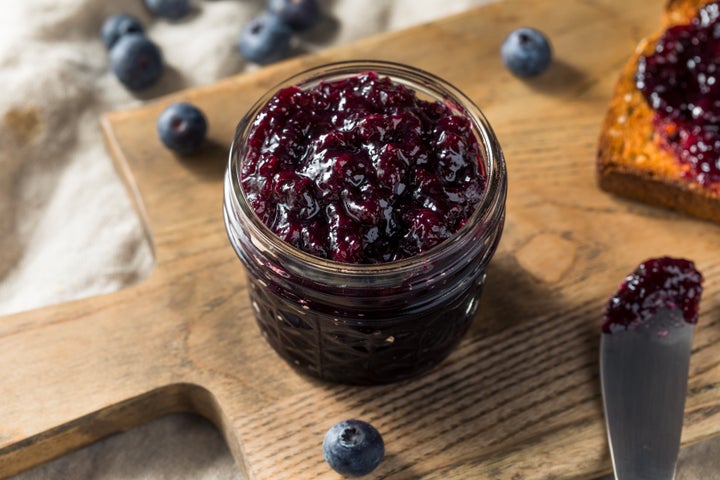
[{"left": 223, "top": 60, "right": 507, "bottom": 384}]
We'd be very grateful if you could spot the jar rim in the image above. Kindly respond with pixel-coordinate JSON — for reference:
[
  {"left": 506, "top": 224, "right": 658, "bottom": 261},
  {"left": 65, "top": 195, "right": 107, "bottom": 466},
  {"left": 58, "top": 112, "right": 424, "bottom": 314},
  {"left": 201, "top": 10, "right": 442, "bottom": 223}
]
[{"left": 226, "top": 59, "right": 507, "bottom": 276}]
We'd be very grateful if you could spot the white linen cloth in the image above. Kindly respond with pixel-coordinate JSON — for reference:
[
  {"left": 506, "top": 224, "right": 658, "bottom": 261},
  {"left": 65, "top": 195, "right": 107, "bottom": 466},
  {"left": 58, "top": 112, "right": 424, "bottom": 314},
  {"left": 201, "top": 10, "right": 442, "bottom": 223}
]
[{"left": 2, "top": 0, "right": 718, "bottom": 478}]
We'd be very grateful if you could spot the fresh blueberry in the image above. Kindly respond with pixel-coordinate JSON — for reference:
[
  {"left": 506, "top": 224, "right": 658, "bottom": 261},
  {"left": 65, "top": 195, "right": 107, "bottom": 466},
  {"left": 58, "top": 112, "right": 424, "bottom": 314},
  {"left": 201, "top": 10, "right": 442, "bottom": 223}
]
[
  {"left": 144, "top": 0, "right": 190, "bottom": 19},
  {"left": 238, "top": 14, "right": 293, "bottom": 65},
  {"left": 109, "top": 33, "right": 164, "bottom": 91},
  {"left": 268, "top": 0, "right": 321, "bottom": 32},
  {"left": 501, "top": 27, "right": 552, "bottom": 78},
  {"left": 101, "top": 14, "right": 144, "bottom": 50},
  {"left": 323, "top": 419, "right": 384, "bottom": 478},
  {"left": 157, "top": 102, "right": 208, "bottom": 155}
]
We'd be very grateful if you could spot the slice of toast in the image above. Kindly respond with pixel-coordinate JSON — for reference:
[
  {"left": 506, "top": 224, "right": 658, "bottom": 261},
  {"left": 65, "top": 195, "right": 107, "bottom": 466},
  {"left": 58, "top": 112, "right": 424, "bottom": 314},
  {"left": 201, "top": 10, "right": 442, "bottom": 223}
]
[{"left": 596, "top": 0, "right": 720, "bottom": 223}]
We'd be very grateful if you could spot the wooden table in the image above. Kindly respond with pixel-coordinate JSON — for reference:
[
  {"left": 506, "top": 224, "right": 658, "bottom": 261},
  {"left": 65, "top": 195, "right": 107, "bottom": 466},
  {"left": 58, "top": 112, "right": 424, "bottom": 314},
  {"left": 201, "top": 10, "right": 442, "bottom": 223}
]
[{"left": 2, "top": 0, "right": 719, "bottom": 478}]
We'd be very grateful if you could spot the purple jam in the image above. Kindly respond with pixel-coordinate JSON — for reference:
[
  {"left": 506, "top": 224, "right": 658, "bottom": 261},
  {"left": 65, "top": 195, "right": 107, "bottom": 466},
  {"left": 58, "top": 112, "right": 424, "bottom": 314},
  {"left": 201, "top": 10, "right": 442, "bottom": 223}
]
[
  {"left": 602, "top": 257, "right": 704, "bottom": 334},
  {"left": 636, "top": 1, "right": 720, "bottom": 188},
  {"left": 240, "top": 71, "right": 486, "bottom": 264}
]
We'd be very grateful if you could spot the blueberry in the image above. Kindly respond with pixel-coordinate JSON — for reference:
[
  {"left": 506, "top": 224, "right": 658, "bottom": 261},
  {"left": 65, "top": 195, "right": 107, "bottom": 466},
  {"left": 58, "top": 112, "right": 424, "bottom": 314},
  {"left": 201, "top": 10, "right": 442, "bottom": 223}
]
[
  {"left": 501, "top": 27, "right": 552, "bottom": 78},
  {"left": 268, "top": 0, "right": 321, "bottom": 32},
  {"left": 101, "top": 14, "right": 144, "bottom": 50},
  {"left": 238, "top": 14, "right": 293, "bottom": 65},
  {"left": 144, "top": 0, "right": 190, "bottom": 19},
  {"left": 109, "top": 34, "right": 164, "bottom": 91},
  {"left": 157, "top": 102, "right": 208, "bottom": 155},
  {"left": 323, "top": 419, "right": 384, "bottom": 477}
]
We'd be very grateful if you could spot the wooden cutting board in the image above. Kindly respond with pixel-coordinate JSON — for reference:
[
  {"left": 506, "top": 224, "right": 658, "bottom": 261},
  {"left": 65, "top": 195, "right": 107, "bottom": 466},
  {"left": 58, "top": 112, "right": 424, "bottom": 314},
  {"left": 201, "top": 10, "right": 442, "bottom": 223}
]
[{"left": 2, "top": 0, "right": 719, "bottom": 478}]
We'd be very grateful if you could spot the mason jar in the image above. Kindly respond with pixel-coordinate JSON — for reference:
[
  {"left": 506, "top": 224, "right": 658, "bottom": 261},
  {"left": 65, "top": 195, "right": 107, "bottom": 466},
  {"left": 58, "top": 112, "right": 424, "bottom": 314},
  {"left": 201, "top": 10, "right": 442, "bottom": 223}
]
[{"left": 223, "top": 60, "right": 507, "bottom": 384}]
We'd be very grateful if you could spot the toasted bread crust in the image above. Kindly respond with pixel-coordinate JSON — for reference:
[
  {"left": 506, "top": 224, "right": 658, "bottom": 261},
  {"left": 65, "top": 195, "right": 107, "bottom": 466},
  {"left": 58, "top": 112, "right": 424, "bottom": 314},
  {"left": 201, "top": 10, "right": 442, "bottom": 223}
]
[{"left": 596, "top": 0, "right": 720, "bottom": 223}]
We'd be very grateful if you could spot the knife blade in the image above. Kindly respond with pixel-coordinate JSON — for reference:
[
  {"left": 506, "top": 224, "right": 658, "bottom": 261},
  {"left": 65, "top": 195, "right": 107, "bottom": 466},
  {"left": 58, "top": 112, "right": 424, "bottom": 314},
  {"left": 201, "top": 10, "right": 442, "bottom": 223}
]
[{"left": 600, "top": 307, "right": 694, "bottom": 480}]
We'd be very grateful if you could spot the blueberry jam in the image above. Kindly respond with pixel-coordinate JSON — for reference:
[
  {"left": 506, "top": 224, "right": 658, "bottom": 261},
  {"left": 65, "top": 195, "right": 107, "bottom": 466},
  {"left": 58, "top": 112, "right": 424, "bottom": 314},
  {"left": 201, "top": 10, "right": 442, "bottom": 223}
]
[
  {"left": 240, "top": 71, "right": 486, "bottom": 263},
  {"left": 602, "top": 257, "right": 704, "bottom": 334},
  {"left": 225, "top": 62, "right": 507, "bottom": 384},
  {"left": 636, "top": 1, "right": 720, "bottom": 187}
]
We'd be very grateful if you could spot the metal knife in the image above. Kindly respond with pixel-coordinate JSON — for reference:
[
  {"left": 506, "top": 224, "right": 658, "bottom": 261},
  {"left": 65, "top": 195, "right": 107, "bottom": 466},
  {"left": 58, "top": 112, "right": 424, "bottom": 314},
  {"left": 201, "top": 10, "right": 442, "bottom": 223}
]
[{"left": 600, "top": 307, "right": 694, "bottom": 480}]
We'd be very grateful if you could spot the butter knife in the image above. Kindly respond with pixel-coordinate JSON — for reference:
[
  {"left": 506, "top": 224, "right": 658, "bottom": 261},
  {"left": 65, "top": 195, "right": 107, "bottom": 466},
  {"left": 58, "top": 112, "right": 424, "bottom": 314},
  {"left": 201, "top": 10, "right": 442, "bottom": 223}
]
[
  {"left": 599, "top": 257, "right": 703, "bottom": 480},
  {"left": 601, "top": 308, "right": 693, "bottom": 480}
]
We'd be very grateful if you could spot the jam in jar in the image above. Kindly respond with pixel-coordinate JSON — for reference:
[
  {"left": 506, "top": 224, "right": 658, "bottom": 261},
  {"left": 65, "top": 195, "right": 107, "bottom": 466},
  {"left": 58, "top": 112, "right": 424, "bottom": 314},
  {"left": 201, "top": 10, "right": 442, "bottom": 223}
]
[{"left": 224, "top": 61, "right": 507, "bottom": 384}]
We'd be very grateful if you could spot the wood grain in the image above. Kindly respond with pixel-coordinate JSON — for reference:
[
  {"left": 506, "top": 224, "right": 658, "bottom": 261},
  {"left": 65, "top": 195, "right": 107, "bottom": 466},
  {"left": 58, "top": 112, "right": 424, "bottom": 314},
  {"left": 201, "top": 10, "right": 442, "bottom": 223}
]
[{"left": 2, "top": 0, "right": 720, "bottom": 478}]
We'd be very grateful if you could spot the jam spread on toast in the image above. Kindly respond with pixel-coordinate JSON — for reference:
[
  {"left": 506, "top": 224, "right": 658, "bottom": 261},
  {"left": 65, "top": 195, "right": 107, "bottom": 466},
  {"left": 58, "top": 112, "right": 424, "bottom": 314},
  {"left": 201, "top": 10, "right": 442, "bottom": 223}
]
[{"left": 636, "top": 1, "right": 720, "bottom": 188}]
